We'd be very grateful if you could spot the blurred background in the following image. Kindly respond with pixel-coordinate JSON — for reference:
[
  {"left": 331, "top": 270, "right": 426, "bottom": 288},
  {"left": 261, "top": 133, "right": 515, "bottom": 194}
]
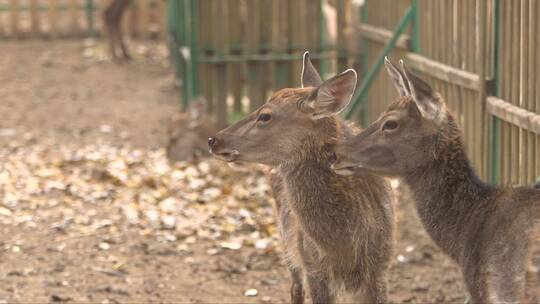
[{"left": 0, "top": 0, "right": 538, "bottom": 303}]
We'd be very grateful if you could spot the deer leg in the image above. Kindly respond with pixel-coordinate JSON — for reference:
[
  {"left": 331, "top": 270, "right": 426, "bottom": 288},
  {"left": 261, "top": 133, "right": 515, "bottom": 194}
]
[
  {"left": 118, "top": 26, "right": 131, "bottom": 60},
  {"left": 289, "top": 267, "right": 304, "bottom": 304},
  {"left": 104, "top": 22, "right": 118, "bottom": 60},
  {"left": 111, "top": 29, "right": 122, "bottom": 61},
  {"left": 353, "top": 274, "right": 387, "bottom": 304},
  {"left": 306, "top": 272, "right": 334, "bottom": 304}
]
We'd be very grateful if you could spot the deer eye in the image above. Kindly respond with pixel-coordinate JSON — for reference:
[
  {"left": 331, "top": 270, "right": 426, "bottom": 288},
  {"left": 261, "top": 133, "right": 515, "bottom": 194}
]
[
  {"left": 382, "top": 120, "right": 398, "bottom": 131},
  {"left": 257, "top": 113, "right": 272, "bottom": 122}
]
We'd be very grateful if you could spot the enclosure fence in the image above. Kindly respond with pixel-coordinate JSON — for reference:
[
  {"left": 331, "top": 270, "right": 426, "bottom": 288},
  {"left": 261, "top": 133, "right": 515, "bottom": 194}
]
[
  {"left": 7, "top": 0, "right": 522, "bottom": 185},
  {"left": 358, "top": 0, "right": 539, "bottom": 185},
  {"left": 0, "top": 0, "right": 166, "bottom": 39},
  {"left": 167, "top": 0, "right": 365, "bottom": 128}
]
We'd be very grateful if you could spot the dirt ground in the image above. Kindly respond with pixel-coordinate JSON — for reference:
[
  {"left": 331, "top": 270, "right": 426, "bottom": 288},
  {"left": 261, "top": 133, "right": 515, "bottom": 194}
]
[{"left": 0, "top": 40, "right": 466, "bottom": 303}]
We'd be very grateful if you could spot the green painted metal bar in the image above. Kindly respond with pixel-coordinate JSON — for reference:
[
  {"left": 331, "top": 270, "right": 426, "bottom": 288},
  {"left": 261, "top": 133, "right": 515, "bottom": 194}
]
[
  {"left": 189, "top": 0, "right": 200, "bottom": 101},
  {"left": 411, "top": 0, "right": 420, "bottom": 52},
  {"left": 179, "top": 0, "right": 189, "bottom": 108},
  {"left": 490, "top": 0, "right": 501, "bottom": 184},
  {"left": 199, "top": 52, "right": 357, "bottom": 64},
  {"left": 345, "top": 6, "right": 414, "bottom": 119},
  {"left": 318, "top": 0, "right": 329, "bottom": 77},
  {"left": 166, "top": 0, "right": 185, "bottom": 107},
  {"left": 85, "top": 0, "right": 95, "bottom": 37}
]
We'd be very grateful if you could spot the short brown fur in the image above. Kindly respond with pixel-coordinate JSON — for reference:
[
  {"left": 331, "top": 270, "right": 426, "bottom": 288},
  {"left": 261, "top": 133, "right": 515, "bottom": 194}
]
[
  {"left": 210, "top": 55, "right": 394, "bottom": 304},
  {"left": 333, "top": 59, "right": 540, "bottom": 303}
]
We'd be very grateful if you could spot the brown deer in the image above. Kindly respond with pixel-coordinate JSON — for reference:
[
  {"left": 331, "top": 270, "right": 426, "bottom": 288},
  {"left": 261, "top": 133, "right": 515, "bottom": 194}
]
[
  {"left": 331, "top": 58, "right": 540, "bottom": 303},
  {"left": 166, "top": 97, "right": 218, "bottom": 163},
  {"left": 209, "top": 52, "right": 394, "bottom": 304},
  {"left": 103, "top": 0, "right": 133, "bottom": 61}
]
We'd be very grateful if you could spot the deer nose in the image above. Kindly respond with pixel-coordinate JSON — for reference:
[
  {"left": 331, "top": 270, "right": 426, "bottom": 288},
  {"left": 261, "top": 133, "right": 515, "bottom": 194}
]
[
  {"left": 329, "top": 151, "right": 337, "bottom": 165},
  {"left": 208, "top": 137, "right": 217, "bottom": 148}
]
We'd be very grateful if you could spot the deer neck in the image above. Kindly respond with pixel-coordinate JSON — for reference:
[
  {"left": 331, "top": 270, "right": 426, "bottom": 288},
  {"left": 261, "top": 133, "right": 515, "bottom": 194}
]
[
  {"left": 279, "top": 138, "right": 358, "bottom": 253},
  {"left": 404, "top": 120, "right": 495, "bottom": 262}
]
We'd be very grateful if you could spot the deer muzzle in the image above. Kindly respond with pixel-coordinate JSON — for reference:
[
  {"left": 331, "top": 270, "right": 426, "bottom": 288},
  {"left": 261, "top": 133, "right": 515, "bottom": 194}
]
[{"left": 208, "top": 136, "right": 240, "bottom": 162}]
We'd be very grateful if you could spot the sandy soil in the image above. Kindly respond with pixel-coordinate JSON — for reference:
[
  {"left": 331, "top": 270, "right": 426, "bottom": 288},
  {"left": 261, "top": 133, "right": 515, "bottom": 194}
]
[{"left": 0, "top": 40, "right": 466, "bottom": 303}]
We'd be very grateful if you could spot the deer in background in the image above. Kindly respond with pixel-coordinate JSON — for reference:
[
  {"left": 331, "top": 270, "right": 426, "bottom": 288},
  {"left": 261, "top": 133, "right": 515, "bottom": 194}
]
[
  {"left": 209, "top": 52, "right": 394, "bottom": 304},
  {"left": 166, "top": 97, "right": 218, "bottom": 163},
  {"left": 331, "top": 58, "right": 540, "bottom": 303},
  {"left": 103, "top": 0, "right": 133, "bottom": 61}
]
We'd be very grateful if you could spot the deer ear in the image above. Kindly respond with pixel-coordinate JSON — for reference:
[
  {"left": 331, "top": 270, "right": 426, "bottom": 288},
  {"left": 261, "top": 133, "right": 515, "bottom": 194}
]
[
  {"left": 399, "top": 60, "right": 445, "bottom": 122},
  {"left": 306, "top": 69, "right": 357, "bottom": 119},
  {"left": 301, "top": 51, "right": 323, "bottom": 88},
  {"left": 186, "top": 96, "right": 208, "bottom": 120},
  {"left": 384, "top": 57, "right": 410, "bottom": 96}
]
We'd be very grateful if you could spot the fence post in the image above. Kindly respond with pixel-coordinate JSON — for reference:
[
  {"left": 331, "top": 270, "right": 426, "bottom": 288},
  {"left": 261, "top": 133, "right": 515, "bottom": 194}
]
[
  {"left": 477, "top": 0, "right": 488, "bottom": 180},
  {"left": 490, "top": 0, "right": 501, "bottom": 184},
  {"left": 188, "top": 0, "right": 200, "bottom": 102},
  {"left": 411, "top": 0, "right": 420, "bottom": 53}
]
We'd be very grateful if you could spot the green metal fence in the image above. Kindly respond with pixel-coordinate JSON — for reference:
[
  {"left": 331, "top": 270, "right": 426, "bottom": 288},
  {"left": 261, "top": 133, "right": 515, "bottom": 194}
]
[
  {"left": 167, "top": 0, "right": 365, "bottom": 128},
  {"left": 168, "top": 0, "right": 540, "bottom": 185}
]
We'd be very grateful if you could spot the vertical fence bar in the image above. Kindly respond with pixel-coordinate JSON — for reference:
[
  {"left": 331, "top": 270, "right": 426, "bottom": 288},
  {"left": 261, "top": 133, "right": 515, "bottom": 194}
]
[
  {"left": 69, "top": 0, "right": 80, "bottom": 37},
  {"left": 229, "top": 0, "right": 244, "bottom": 114},
  {"left": 167, "top": 0, "right": 187, "bottom": 106},
  {"left": 317, "top": 0, "right": 328, "bottom": 77},
  {"left": 490, "top": 0, "right": 500, "bottom": 184},
  {"left": 140, "top": 0, "right": 149, "bottom": 38},
  {"left": 179, "top": 0, "right": 189, "bottom": 107},
  {"left": 212, "top": 0, "right": 228, "bottom": 128},
  {"left": 526, "top": 0, "right": 536, "bottom": 183},
  {"left": 411, "top": 0, "right": 420, "bottom": 53},
  {"left": 520, "top": 0, "right": 529, "bottom": 184},
  {"left": 86, "top": 0, "right": 95, "bottom": 37},
  {"left": 127, "top": 0, "right": 137, "bottom": 37},
  {"left": 478, "top": 0, "right": 489, "bottom": 179},
  {"left": 247, "top": 0, "right": 263, "bottom": 111},
  {"left": 30, "top": 0, "right": 40, "bottom": 37},
  {"left": 357, "top": 2, "right": 369, "bottom": 126},
  {"left": 510, "top": 1, "right": 520, "bottom": 184},
  {"left": 189, "top": 0, "right": 200, "bottom": 100},
  {"left": 535, "top": 0, "right": 540, "bottom": 182},
  {"left": 336, "top": 0, "right": 349, "bottom": 71},
  {"left": 199, "top": 0, "right": 214, "bottom": 112},
  {"left": 9, "top": 0, "right": 19, "bottom": 38},
  {"left": 49, "top": 0, "right": 59, "bottom": 38},
  {"left": 156, "top": 0, "right": 166, "bottom": 39},
  {"left": 273, "top": 0, "right": 290, "bottom": 90}
]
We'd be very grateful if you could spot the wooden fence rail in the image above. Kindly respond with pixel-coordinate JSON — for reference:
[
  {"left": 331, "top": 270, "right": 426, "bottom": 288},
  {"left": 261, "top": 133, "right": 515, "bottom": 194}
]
[{"left": 0, "top": 0, "right": 166, "bottom": 39}]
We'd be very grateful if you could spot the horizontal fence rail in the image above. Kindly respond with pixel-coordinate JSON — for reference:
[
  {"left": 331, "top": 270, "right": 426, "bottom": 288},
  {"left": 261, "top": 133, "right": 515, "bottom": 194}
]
[{"left": 0, "top": 0, "right": 166, "bottom": 39}]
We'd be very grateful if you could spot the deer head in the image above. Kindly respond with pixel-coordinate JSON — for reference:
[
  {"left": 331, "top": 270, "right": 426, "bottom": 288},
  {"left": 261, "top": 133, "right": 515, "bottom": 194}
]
[
  {"left": 166, "top": 97, "right": 218, "bottom": 162},
  {"left": 332, "top": 58, "right": 448, "bottom": 176},
  {"left": 209, "top": 52, "right": 357, "bottom": 167}
]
